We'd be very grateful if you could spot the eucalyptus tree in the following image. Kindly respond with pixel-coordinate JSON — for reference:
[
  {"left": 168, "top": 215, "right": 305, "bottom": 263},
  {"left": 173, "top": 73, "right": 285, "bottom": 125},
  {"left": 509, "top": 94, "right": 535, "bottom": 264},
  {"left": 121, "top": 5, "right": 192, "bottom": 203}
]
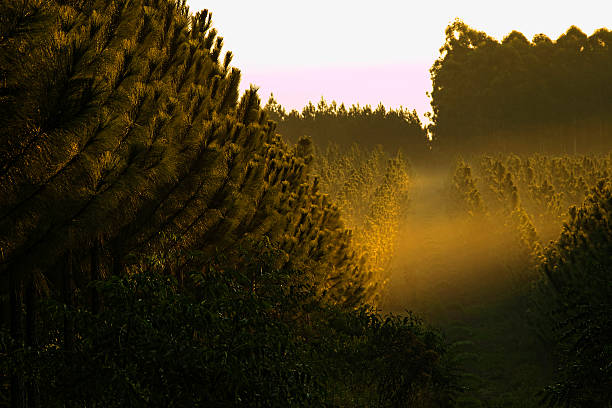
[{"left": 430, "top": 20, "right": 612, "bottom": 155}]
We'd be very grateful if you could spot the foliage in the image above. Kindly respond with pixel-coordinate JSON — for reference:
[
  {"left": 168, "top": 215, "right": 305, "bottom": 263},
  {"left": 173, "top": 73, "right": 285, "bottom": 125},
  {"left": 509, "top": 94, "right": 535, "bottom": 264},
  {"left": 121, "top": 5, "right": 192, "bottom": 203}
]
[
  {"left": 1, "top": 0, "right": 371, "bottom": 352},
  {"left": 449, "top": 158, "right": 485, "bottom": 217},
  {"left": 313, "top": 144, "right": 413, "bottom": 305},
  {"left": 442, "top": 295, "right": 557, "bottom": 408},
  {"left": 430, "top": 20, "right": 612, "bottom": 155},
  {"left": 264, "top": 95, "right": 430, "bottom": 162},
  {"left": 450, "top": 157, "right": 612, "bottom": 405},
  {"left": 0, "top": 0, "right": 386, "bottom": 403},
  {"left": 401, "top": 154, "right": 611, "bottom": 406},
  {"left": 538, "top": 181, "right": 612, "bottom": 407},
  {"left": 450, "top": 153, "right": 612, "bottom": 245},
  {"left": 447, "top": 155, "right": 542, "bottom": 288},
  {"left": 2, "top": 243, "right": 459, "bottom": 407}
]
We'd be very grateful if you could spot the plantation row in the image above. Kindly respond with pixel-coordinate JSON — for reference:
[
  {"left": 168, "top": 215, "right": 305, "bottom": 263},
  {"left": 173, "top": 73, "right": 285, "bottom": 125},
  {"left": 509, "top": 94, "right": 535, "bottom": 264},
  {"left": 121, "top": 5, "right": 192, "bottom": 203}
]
[
  {"left": 0, "top": 0, "right": 367, "bottom": 333},
  {"left": 448, "top": 153, "right": 612, "bottom": 405},
  {"left": 451, "top": 153, "right": 612, "bottom": 245},
  {"left": 313, "top": 144, "right": 413, "bottom": 305}
]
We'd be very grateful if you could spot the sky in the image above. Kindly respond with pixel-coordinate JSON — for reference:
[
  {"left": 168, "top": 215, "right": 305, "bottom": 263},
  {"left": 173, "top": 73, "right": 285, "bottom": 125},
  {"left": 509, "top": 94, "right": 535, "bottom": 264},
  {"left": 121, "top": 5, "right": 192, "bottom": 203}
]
[{"left": 188, "top": 0, "right": 611, "bottom": 121}]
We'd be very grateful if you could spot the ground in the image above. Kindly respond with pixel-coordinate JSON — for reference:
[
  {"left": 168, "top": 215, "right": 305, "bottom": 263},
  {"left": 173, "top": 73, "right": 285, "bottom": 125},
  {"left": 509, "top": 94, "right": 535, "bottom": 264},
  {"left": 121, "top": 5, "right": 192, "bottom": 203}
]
[{"left": 383, "top": 167, "right": 556, "bottom": 407}]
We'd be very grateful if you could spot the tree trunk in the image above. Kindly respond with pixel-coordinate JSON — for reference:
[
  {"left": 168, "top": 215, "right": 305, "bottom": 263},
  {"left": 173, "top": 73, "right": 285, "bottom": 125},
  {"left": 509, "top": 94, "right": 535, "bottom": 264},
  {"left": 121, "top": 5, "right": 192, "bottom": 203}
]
[
  {"left": 24, "top": 280, "right": 35, "bottom": 346},
  {"left": 112, "top": 247, "right": 123, "bottom": 277}
]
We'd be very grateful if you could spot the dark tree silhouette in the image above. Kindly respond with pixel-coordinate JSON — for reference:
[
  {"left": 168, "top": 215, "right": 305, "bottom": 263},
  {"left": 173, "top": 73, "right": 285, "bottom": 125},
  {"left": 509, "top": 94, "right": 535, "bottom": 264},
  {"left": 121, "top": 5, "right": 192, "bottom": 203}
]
[
  {"left": 430, "top": 20, "right": 612, "bottom": 156},
  {"left": 540, "top": 181, "right": 612, "bottom": 407},
  {"left": 265, "top": 95, "right": 430, "bottom": 161}
]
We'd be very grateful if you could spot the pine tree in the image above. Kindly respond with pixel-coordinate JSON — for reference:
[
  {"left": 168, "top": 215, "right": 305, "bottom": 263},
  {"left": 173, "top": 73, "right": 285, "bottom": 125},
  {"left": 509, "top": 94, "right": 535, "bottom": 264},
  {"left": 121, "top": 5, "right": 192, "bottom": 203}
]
[
  {"left": 540, "top": 181, "right": 612, "bottom": 407},
  {"left": 1, "top": 1, "right": 371, "bottom": 403}
]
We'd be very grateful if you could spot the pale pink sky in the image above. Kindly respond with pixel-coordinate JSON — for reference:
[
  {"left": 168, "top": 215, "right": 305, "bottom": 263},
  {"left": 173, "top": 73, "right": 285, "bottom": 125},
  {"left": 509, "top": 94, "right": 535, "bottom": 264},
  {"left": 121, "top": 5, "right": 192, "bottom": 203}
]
[
  {"left": 189, "top": 1, "right": 612, "bottom": 122},
  {"left": 244, "top": 64, "right": 431, "bottom": 115}
]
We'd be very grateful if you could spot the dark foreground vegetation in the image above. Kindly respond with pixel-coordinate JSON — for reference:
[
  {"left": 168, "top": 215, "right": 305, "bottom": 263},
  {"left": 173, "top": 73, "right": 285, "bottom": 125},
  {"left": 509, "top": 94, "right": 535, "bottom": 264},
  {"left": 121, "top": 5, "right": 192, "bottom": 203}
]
[
  {"left": 3, "top": 242, "right": 456, "bottom": 407},
  {"left": 537, "top": 182, "right": 612, "bottom": 406},
  {"left": 1, "top": 0, "right": 611, "bottom": 406}
]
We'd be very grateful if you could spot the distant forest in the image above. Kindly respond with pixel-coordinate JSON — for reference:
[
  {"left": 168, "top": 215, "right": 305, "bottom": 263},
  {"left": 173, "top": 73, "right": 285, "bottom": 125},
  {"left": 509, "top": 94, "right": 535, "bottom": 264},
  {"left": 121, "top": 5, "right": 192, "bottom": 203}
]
[
  {"left": 265, "top": 97, "right": 429, "bottom": 159},
  {"left": 267, "top": 21, "right": 612, "bottom": 158},
  {"left": 431, "top": 20, "right": 612, "bottom": 155}
]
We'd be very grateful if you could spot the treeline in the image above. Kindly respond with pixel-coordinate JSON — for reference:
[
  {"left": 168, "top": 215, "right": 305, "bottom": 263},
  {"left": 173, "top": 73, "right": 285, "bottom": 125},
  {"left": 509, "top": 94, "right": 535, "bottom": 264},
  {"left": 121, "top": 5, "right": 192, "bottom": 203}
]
[
  {"left": 265, "top": 21, "right": 612, "bottom": 158},
  {"left": 0, "top": 0, "right": 456, "bottom": 405},
  {"left": 265, "top": 96, "right": 430, "bottom": 161},
  {"left": 430, "top": 20, "right": 612, "bottom": 155},
  {"left": 263, "top": 21, "right": 612, "bottom": 160}
]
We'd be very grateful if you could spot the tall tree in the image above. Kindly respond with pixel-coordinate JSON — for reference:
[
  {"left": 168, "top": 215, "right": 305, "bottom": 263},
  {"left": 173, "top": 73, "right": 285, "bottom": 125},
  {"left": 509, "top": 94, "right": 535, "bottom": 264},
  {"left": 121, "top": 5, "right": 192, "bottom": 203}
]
[
  {"left": 540, "top": 181, "right": 612, "bottom": 407},
  {"left": 1, "top": 5, "right": 372, "bottom": 404},
  {"left": 430, "top": 20, "right": 612, "bottom": 155}
]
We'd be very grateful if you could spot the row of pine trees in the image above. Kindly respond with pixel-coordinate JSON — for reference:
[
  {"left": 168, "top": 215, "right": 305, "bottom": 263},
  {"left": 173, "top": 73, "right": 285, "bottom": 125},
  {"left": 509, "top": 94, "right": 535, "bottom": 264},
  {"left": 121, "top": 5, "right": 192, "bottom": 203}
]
[
  {"left": 2, "top": 0, "right": 466, "bottom": 406},
  {"left": 1, "top": 0, "right": 372, "bottom": 332},
  {"left": 0, "top": 0, "right": 391, "bottom": 404}
]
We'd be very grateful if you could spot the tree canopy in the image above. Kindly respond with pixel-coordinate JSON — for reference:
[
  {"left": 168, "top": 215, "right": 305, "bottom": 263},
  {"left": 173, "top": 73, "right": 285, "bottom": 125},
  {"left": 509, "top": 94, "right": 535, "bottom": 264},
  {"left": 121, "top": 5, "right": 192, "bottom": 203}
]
[
  {"left": 265, "top": 96, "right": 430, "bottom": 161},
  {"left": 1, "top": 0, "right": 375, "bottom": 360},
  {"left": 430, "top": 20, "right": 612, "bottom": 155}
]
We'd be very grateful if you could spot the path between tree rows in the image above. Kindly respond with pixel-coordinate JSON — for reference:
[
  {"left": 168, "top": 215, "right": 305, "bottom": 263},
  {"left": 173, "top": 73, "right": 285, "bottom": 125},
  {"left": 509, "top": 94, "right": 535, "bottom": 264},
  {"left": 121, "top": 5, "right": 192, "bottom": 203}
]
[{"left": 384, "top": 168, "right": 555, "bottom": 407}]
